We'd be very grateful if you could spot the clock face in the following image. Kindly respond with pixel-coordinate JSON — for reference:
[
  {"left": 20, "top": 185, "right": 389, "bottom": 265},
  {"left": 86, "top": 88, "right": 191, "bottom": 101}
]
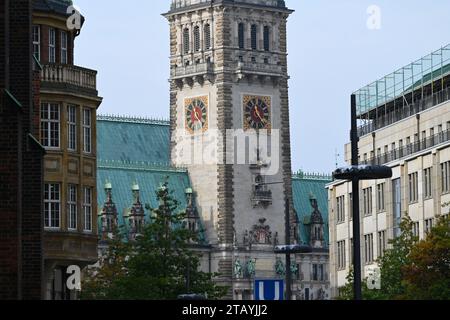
[
  {"left": 243, "top": 95, "right": 271, "bottom": 131},
  {"left": 185, "top": 96, "right": 208, "bottom": 134}
]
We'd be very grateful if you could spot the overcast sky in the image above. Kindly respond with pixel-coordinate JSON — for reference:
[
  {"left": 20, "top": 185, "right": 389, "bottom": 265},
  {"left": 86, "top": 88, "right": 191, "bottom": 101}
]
[{"left": 74, "top": 0, "right": 450, "bottom": 174}]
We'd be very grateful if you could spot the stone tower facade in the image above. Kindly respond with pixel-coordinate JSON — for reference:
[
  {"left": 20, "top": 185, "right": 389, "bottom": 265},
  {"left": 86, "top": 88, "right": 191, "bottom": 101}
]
[{"left": 164, "top": 0, "right": 294, "bottom": 299}]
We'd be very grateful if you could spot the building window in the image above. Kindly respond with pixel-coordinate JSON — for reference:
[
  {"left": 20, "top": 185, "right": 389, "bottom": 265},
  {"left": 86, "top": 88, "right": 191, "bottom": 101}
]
[
  {"left": 238, "top": 23, "right": 245, "bottom": 49},
  {"left": 251, "top": 24, "right": 257, "bottom": 50},
  {"left": 183, "top": 28, "right": 190, "bottom": 54},
  {"left": 263, "top": 26, "right": 270, "bottom": 51},
  {"left": 33, "top": 25, "right": 40, "bottom": 60},
  {"left": 83, "top": 108, "right": 92, "bottom": 153},
  {"left": 363, "top": 187, "right": 373, "bottom": 216},
  {"left": 83, "top": 187, "right": 92, "bottom": 232},
  {"left": 408, "top": 172, "right": 419, "bottom": 203},
  {"left": 44, "top": 183, "right": 60, "bottom": 229},
  {"left": 364, "top": 234, "right": 374, "bottom": 264},
  {"left": 441, "top": 161, "right": 450, "bottom": 194},
  {"left": 337, "top": 240, "right": 346, "bottom": 270},
  {"left": 424, "top": 167, "right": 433, "bottom": 199},
  {"left": 67, "top": 105, "right": 77, "bottom": 151},
  {"left": 412, "top": 221, "right": 420, "bottom": 238},
  {"left": 61, "top": 31, "right": 68, "bottom": 64},
  {"left": 349, "top": 193, "right": 353, "bottom": 220},
  {"left": 377, "top": 183, "right": 385, "bottom": 212},
  {"left": 49, "top": 27, "right": 56, "bottom": 63},
  {"left": 193, "top": 25, "right": 200, "bottom": 52},
  {"left": 378, "top": 230, "right": 387, "bottom": 258},
  {"left": 204, "top": 23, "right": 211, "bottom": 50},
  {"left": 68, "top": 184, "right": 77, "bottom": 230},
  {"left": 312, "top": 264, "right": 324, "bottom": 281},
  {"left": 349, "top": 238, "right": 353, "bottom": 264},
  {"left": 392, "top": 178, "right": 402, "bottom": 238},
  {"left": 425, "top": 218, "right": 434, "bottom": 234},
  {"left": 336, "top": 196, "right": 345, "bottom": 223},
  {"left": 40, "top": 103, "right": 60, "bottom": 148}
]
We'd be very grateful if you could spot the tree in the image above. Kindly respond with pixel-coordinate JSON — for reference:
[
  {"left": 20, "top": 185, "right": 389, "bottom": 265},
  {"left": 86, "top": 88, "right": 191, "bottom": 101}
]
[
  {"left": 375, "top": 215, "right": 417, "bottom": 299},
  {"left": 338, "top": 215, "right": 417, "bottom": 300},
  {"left": 81, "top": 182, "right": 227, "bottom": 300},
  {"left": 402, "top": 216, "right": 450, "bottom": 300}
]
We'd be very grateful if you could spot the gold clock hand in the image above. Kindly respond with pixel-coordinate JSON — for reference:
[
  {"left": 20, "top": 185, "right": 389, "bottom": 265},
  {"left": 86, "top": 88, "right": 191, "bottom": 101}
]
[
  {"left": 194, "top": 110, "right": 201, "bottom": 122},
  {"left": 254, "top": 106, "right": 265, "bottom": 123}
]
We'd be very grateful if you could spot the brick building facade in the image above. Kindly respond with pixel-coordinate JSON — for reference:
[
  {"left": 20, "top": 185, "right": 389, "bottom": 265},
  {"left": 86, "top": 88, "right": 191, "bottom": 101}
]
[{"left": 0, "top": 0, "right": 45, "bottom": 300}]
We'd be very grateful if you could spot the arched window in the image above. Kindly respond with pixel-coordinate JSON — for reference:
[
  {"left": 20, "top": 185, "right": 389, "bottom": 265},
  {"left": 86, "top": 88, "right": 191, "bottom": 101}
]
[
  {"left": 183, "top": 28, "right": 190, "bottom": 54},
  {"left": 204, "top": 23, "right": 211, "bottom": 50},
  {"left": 194, "top": 25, "right": 200, "bottom": 52},
  {"left": 263, "top": 26, "right": 270, "bottom": 51},
  {"left": 251, "top": 24, "right": 257, "bottom": 50},
  {"left": 238, "top": 23, "right": 245, "bottom": 49}
]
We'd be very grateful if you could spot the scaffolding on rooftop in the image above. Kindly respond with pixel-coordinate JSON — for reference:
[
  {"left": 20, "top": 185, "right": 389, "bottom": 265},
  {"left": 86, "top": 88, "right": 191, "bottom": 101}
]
[{"left": 354, "top": 44, "right": 450, "bottom": 137}]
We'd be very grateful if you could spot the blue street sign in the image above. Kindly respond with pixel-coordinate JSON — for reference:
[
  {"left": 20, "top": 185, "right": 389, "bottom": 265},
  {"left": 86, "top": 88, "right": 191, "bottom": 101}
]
[{"left": 254, "top": 280, "right": 284, "bottom": 301}]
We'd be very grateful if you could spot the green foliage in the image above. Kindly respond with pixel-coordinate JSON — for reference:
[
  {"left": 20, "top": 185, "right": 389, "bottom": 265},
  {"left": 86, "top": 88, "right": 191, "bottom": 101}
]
[
  {"left": 403, "top": 216, "right": 450, "bottom": 300},
  {"left": 376, "top": 215, "right": 417, "bottom": 299},
  {"left": 338, "top": 214, "right": 450, "bottom": 300},
  {"left": 81, "top": 182, "right": 227, "bottom": 300}
]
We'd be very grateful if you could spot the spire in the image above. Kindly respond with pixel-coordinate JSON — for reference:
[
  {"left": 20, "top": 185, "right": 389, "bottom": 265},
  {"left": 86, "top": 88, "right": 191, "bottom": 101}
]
[
  {"left": 125, "top": 182, "right": 146, "bottom": 241},
  {"left": 99, "top": 180, "right": 118, "bottom": 240},
  {"left": 185, "top": 187, "right": 200, "bottom": 241}
]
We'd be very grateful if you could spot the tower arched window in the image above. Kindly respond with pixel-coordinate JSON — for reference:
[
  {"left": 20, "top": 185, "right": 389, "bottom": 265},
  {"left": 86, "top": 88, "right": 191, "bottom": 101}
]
[
  {"left": 194, "top": 25, "right": 200, "bottom": 52},
  {"left": 251, "top": 24, "right": 257, "bottom": 50},
  {"left": 238, "top": 23, "right": 245, "bottom": 49},
  {"left": 263, "top": 26, "right": 270, "bottom": 51},
  {"left": 183, "top": 28, "right": 190, "bottom": 54},
  {"left": 204, "top": 23, "right": 211, "bottom": 50}
]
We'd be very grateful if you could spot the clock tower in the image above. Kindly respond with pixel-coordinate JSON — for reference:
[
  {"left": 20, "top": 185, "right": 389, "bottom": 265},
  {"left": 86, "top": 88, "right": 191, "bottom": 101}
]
[{"left": 164, "top": 0, "right": 294, "bottom": 299}]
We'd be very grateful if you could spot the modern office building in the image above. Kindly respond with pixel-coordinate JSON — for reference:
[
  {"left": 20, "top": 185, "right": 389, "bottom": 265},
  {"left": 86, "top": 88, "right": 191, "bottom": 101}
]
[{"left": 327, "top": 45, "right": 450, "bottom": 298}]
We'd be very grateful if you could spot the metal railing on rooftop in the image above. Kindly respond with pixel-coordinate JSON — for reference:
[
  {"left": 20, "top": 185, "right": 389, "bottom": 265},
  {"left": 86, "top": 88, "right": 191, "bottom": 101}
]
[
  {"left": 358, "top": 86, "right": 450, "bottom": 137},
  {"left": 170, "top": 0, "right": 286, "bottom": 10},
  {"left": 360, "top": 129, "right": 450, "bottom": 166},
  {"left": 354, "top": 45, "right": 450, "bottom": 117}
]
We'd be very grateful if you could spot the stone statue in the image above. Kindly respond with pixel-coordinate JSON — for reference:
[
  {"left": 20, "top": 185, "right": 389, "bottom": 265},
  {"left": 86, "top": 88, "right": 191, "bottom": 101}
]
[
  {"left": 275, "top": 258, "right": 285, "bottom": 276},
  {"left": 273, "top": 232, "right": 279, "bottom": 246},
  {"left": 290, "top": 263, "right": 298, "bottom": 277},
  {"left": 234, "top": 259, "right": 242, "bottom": 279},
  {"left": 246, "top": 259, "right": 256, "bottom": 278},
  {"left": 243, "top": 230, "right": 249, "bottom": 246},
  {"left": 317, "top": 288, "right": 325, "bottom": 300}
]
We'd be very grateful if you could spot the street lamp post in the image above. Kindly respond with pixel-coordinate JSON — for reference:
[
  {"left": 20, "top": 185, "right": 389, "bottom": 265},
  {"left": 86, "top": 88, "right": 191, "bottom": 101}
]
[{"left": 332, "top": 95, "right": 393, "bottom": 301}]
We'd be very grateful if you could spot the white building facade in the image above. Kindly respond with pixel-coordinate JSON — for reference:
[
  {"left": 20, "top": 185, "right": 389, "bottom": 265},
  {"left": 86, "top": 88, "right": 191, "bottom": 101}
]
[{"left": 327, "top": 45, "right": 450, "bottom": 298}]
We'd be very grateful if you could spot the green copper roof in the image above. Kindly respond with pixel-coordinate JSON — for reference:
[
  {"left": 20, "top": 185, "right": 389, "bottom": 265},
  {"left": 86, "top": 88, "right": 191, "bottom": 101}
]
[
  {"left": 292, "top": 172, "right": 332, "bottom": 247},
  {"left": 97, "top": 160, "right": 191, "bottom": 227},
  {"left": 97, "top": 115, "right": 171, "bottom": 165},
  {"left": 96, "top": 116, "right": 207, "bottom": 244}
]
